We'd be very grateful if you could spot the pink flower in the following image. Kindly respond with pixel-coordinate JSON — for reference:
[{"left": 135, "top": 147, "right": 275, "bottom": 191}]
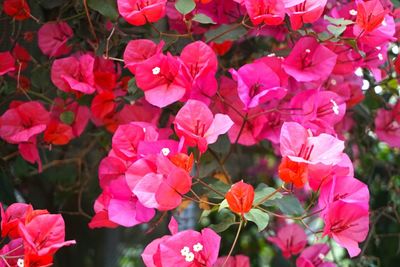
[
  {"left": 126, "top": 154, "right": 192, "bottom": 210},
  {"left": 296, "top": 244, "right": 336, "bottom": 267},
  {"left": 18, "top": 138, "right": 43, "bottom": 172},
  {"left": 282, "top": 37, "right": 337, "bottom": 82},
  {"left": 0, "top": 101, "right": 50, "bottom": 144},
  {"left": 174, "top": 100, "right": 234, "bottom": 153},
  {"left": 355, "top": 0, "right": 388, "bottom": 33},
  {"left": 244, "top": 0, "right": 286, "bottom": 26},
  {"left": 280, "top": 122, "right": 344, "bottom": 166},
  {"left": 118, "top": 0, "right": 167, "bottom": 26},
  {"left": 51, "top": 54, "right": 96, "bottom": 94},
  {"left": 180, "top": 41, "right": 218, "bottom": 104},
  {"left": 1, "top": 203, "right": 33, "bottom": 239},
  {"left": 289, "top": 89, "right": 346, "bottom": 134},
  {"left": 135, "top": 53, "right": 190, "bottom": 108},
  {"left": 0, "top": 51, "right": 15, "bottom": 75},
  {"left": 142, "top": 227, "right": 221, "bottom": 267},
  {"left": 318, "top": 176, "right": 369, "bottom": 214},
  {"left": 124, "top": 39, "right": 164, "bottom": 75},
  {"left": 267, "top": 223, "right": 307, "bottom": 258},
  {"left": 374, "top": 101, "right": 400, "bottom": 148},
  {"left": 285, "top": 0, "right": 327, "bottom": 30},
  {"left": 230, "top": 62, "right": 287, "bottom": 110},
  {"left": 38, "top": 22, "right": 73, "bottom": 57},
  {"left": 322, "top": 201, "right": 369, "bottom": 257},
  {"left": 214, "top": 255, "right": 250, "bottom": 267}
]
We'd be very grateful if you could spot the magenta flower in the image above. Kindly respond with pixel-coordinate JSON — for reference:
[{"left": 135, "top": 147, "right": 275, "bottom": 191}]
[
  {"left": 174, "top": 100, "right": 234, "bottom": 153},
  {"left": 135, "top": 53, "right": 190, "bottom": 108},
  {"left": 179, "top": 41, "right": 218, "bottom": 104},
  {"left": 285, "top": 0, "right": 327, "bottom": 30},
  {"left": 51, "top": 54, "right": 96, "bottom": 94},
  {"left": 38, "top": 22, "right": 73, "bottom": 57},
  {"left": 290, "top": 89, "right": 346, "bottom": 134},
  {"left": 374, "top": 101, "right": 400, "bottom": 148},
  {"left": 214, "top": 255, "right": 250, "bottom": 267},
  {"left": 244, "top": 0, "right": 286, "bottom": 26},
  {"left": 267, "top": 223, "right": 307, "bottom": 258},
  {"left": 124, "top": 39, "right": 164, "bottom": 75},
  {"left": 230, "top": 62, "right": 287, "bottom": 110},
  {"left": 282, "top": 37, "right": 337, "bottom": 82},
  {"left": 0, "top": 101, "right": 50, "bottom": 144},
  {"left": 296, "top": 244, "right": 336, "bottom": 267},
  {"left": 0, "top": 51, "right": 15, "bottom": 75},
  {"left": 322, "top": 201, "right": 369, "bottom": 257},
  {"left": 118, "top": 0, "right": 167, "bottom": 26},
  {"left": 318, "top": 175, "right": 369, "bottom": 214},
  {"left": 142, "top": 227, "right": 221, "bottom": 267},
  {"left": 280, "top": 122, "right": 344, "bottom": 166}
]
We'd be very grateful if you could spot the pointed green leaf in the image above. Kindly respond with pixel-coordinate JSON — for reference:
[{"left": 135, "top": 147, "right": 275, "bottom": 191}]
[
  {"left": 209, "top": 211, "right": 236, "bottom": 232},
  {"left": 175, "top": 0, "right": 196, "bottom": 15},
  {"left": 254, "top": 184, "right": 282, "bottom": 206},
  {"left": 87, "top": 0, "right": 119, "bottom": 21},
  {"left": 244, "top": 209, "right": 270, "bottom": 232},
  {"left": 327, "top": 24, "right": 346, "bottom": 37},
  {"left": 218, "top": 199, "right": 229, "bottom": 212},
  {"left": 272, "top": 195, "right": 305, "bottom": 216},
  {"left": 192, "top": 13, "right": 216, "bottom": 24}
]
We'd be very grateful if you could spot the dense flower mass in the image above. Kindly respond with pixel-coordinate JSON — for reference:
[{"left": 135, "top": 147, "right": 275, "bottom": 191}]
[{"left": 1, "top": 0, "right": 399, "bottom": 266}]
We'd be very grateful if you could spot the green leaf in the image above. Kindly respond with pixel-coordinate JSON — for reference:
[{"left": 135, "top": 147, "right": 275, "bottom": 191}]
[
  {"left": 218, "top": 199, "right": 229, "bottom": 212},
  {"left": 206, "top": 178, "right": 230, "bottom": 199},
  {"left": 31, "top": 67, "right": 52, "bottom": 89},
  {"left": 272, "top": 195, "right": 305, "bottom": 216},
  {"left": 205, "top": 24, "right": 247, "bottom": 44},
  {"left": 327, "top": 24, "right": 346, "bottom": 37},
  {"left": 324, "top": 15, "right": 354, "bottom": 26},
  {"left": 60, "top": 111, "right": 75, "bottom": 125},
  {"left": 192, "top": 13, "right": 216, "bottom": 24},
  {"left": 244, "top": 209, "right": 269, "bottom": 232},
  {"left": 175, "top": 0, "right": 196, "bottom": 15},
  {"left": 254, "top": 184, "right": 282, "bottom": 205},
  {"left": 209, "top": 211, "right": 236, "bottom": 232},
  {"left": 88, "top": 0, "right": 119, "bottom": 21}
]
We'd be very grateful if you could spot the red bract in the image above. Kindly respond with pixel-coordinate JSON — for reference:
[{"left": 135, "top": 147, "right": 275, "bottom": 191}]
[
  {"left": 282, "top": 37, "right": 337, "bottom": 82},
  {"left": 3, "top": 0, "right": 31, "bottom": 20},
  {"left": 174, "top": 100, "right": 233, "bottom": 153},
  {"left": 267, "top": 223, "right": 307, "bottom": 258},
  {"left": 38, "top": 22, "right": 74, "bottom": 57},
  {"left": 118, "top": 0, "right": 167, "bottom": 26},
  {"left": 245, "top": 0, "right": 285, "bottom": 26},
  {"left": 225, "top": 181, "right": 254, "bottom": 215},
  {"left": 0, "top": 51, "right": 15, "bottom": 75},
  {"left": 278, "top": 156, "right": 308, "bottom": 187},
  {"left": 355, "top": 0, "right": 387, "bottom": 32}
]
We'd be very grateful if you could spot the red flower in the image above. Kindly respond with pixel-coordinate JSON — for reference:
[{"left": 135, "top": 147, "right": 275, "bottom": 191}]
[
  {"left": 355, "top": 0, "right": 387, "bottom": 32},
  {"left": 278, "top": 156, "right": 308, "bottom": 187},
  {"left": 225, "top": 181, "right": 254, "bottom": 215},
  {"left": 0, "top": 51, "right": 15, "bottom": 75},
  {"left": 3, "top": 0, "right": 31, "bottom": 20}
]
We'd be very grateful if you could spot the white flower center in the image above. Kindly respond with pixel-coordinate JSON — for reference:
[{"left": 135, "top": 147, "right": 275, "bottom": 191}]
[
  {"left": 330, "top": 79, "right": 337, "bottom": 85},
  {"left": 181, "top": 246, "right": 190, "bottom": 256},
  {"left": 161, "top": 147, "right": 170, "bottom": 156},
  {"left": 349, "top": 9, "right": 357, "bottom": 16},
  {"left": 305, "top": 49, "right": 311, "bottom": 53},
  {"left": 193, "top": 242, "right": 203, "bottom": 252},
  {"left": 185, "top": 252, "right": 195, "bottom": 262},
  {"left": 331, "top": 99, "right": 340, "bottom": 115},
  {"left": 378, "top": 53, "right": 384, "bottom": 61},
  {"left": 382, "top": 19, "right": 387, "bottom": 26},
  {"left": 318, "top": 253, "right": 325, "bottom": 260},
  {"left": 152, "top": 66, "right": 161, "bottom": 75},
  {"left": 17, "top": 259, "right": 24, "bottom": 267}
]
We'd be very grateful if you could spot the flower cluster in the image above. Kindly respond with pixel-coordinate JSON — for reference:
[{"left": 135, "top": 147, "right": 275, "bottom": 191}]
[{"left": 0, "top": 203, "right": 75, "bottom": 266}]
